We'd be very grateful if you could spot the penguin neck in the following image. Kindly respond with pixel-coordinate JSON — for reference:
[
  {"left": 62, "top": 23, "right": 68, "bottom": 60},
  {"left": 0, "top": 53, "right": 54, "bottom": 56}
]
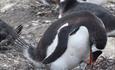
[{"left": 60, "top": 0, "right": 78, "bottom": 13}]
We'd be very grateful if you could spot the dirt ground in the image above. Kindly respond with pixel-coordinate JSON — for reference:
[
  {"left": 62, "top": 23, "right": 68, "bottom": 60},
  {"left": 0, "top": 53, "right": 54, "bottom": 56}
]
[{"left": 0, "top": 0, "right": 115, "bottom": 70}]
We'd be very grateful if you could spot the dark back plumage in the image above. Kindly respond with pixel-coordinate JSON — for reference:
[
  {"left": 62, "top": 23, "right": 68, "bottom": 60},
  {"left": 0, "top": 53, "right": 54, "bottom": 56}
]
[{"left": 59, "top": 0, "right": 115, "bottom": 34}]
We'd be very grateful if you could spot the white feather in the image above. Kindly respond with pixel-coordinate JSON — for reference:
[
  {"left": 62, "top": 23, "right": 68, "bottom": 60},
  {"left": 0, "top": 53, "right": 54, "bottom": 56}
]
[
  {"left": 92, "top": 44, "right": 102, "bottom": 52},
  {"left": 50, "top": 26, "right": 90, "bottom": 70},
  {"left": 46, "top": 34, "right": 59, "bottom": 58},
  {"left": 46, "top": 23, "right": 69, "bottom": 58},
  {"left": 58, "top": 14, "right": 62, "bottom": 18},
  {"left": 107, "top": 30, "right": 115, "bottom": 36},
  {"left": 57, "top": 23, "right": 68, "bottom": 33},
  {"left": 60, "top": 0, "right": 65, "bottom": 2}
]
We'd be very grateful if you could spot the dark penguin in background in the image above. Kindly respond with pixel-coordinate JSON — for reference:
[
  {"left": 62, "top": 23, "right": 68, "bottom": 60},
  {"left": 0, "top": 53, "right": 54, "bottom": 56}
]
[
  {"left": 59, "top": 0, "right": 115, "bottom": 37},
  {"left": 22, "top": 11, "right": 107, "bottom": 70},
  {"left": 0, "top": 19, "right": 23, "bottom": 47}
]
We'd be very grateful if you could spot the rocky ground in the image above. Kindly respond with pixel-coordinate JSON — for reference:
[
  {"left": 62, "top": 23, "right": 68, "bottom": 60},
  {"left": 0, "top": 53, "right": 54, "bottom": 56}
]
[{"left": 0, "top": 0, "right": 115, "bottom": 70}]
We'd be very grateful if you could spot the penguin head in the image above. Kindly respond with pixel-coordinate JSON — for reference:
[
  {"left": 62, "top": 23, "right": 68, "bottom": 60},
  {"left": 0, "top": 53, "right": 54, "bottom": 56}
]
[
  {"left": 59, "top": 0, "right": 77, "bottom": 13},
  {"left": 58, "top": 0, "right": 78, "bottom": 18}
]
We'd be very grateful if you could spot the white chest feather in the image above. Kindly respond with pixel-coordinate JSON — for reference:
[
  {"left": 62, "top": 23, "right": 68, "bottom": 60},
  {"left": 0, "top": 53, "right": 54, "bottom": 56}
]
[
  {"left": 50, "top": 26, "right": 90, "bottom": 70},
  {"left": 46, "top": 23, "right": 69, "bottom": 58},
  {"left": 46, "top": 34, "right": 58, "bottom": 58}
]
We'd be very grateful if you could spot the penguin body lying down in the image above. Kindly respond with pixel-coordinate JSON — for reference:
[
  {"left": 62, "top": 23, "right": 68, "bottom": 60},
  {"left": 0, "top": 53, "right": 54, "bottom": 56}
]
[
  {"left": 24, "top": 11, "right": 107, "bottom": 70},
  {"left": 0, "top": 19, "right": 23, "bottom": 46},
  {"left": 59, "top": 0, "right": 115, "bottom": 37}
]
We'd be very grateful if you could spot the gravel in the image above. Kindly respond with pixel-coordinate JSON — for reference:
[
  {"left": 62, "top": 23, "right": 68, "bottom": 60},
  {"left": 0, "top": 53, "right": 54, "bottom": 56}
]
[{"left": 0, "top": 0, "right": 115, "bottom": 70}]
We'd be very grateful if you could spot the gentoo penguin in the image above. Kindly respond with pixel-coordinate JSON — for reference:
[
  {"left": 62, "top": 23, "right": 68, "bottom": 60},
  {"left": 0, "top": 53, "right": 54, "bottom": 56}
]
[
  {"left": 0, "top": 19, "right": 23, "bottom": 46},
  {"left": 21, "top": 11, "right": 107, "bottom": 70},
  {"left": 58, "top": 0, "right": 115, "bottom": 37}
]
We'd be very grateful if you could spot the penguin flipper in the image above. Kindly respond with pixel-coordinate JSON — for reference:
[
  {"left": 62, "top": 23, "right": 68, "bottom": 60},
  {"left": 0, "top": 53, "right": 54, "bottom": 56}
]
[{"left": 43, "top": 25, "right": 77, "bottom": 64}]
